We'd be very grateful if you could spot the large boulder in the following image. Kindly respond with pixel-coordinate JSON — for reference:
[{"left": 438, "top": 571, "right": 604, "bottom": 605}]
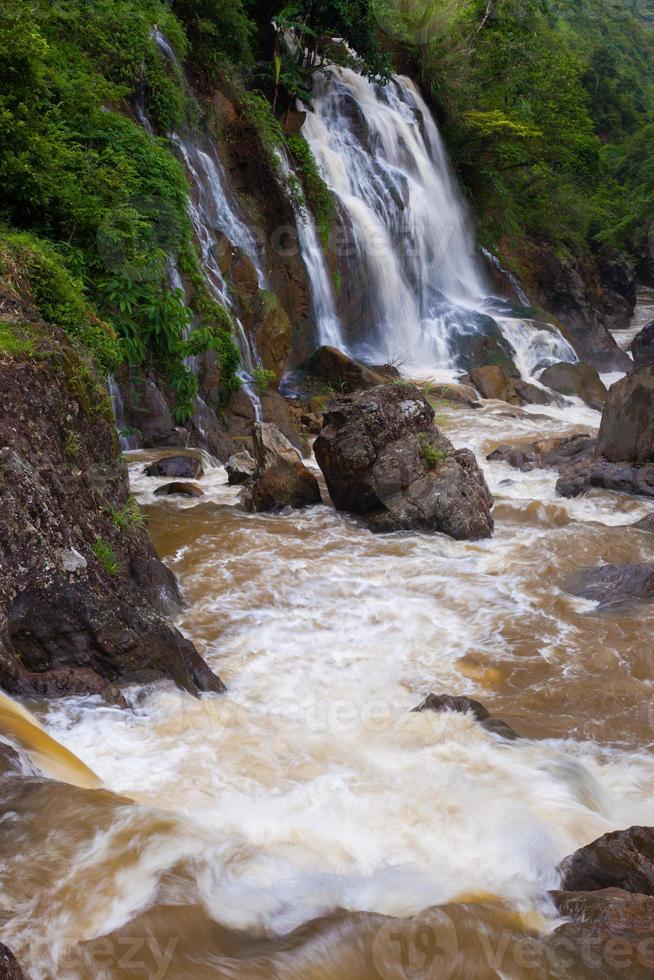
[
  {"left": 145, "top": 455, "right": 204, "bottom": 479},
  {"left": 558, "top": 826, "right": 654, "bottom": 896},
  {"left": 314, "top": 383, "right": 494, "bottom": 539},
  {"left": 153, "top": 482, "right": 204, "bottom": 498},
  {"left": 412, "top": 693, "right": 519, "bottom": 740},
  {"left": 597, "top": 365, "right": 654, "bottom": 463},
  {"left": 539, "top": 361, "right": 608, "bottom": 411},
  {"left": 242, "top": 422, "right": 321, "bottom": 512},
  {"left": 631, "top": 321, "right": 654, "bottom": 369},
  {"left": 565, "top": 563, "right": 654, "bottom": 609},
  {"left": 301, "top": 346, "right": 388, "bottom": 393}
]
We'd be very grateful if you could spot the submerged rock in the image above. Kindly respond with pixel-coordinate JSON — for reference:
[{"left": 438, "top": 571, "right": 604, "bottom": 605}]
[
  {"left": 558, "top": 826, "right": 654, "bottom": 896},
  {"left": 300, "top": 345, "right": 388, "bottom": 393},
  {"left": 225, "top": 450, "right": 256, "bottom": 485},
  {"left": 153, "top": 482, "right": 204, "bottom": 498},
  {"left": 597, "top": 365, "right": 654, "bottom": 464},
  {"left": 145, "top": 455, "right": 204, "bottom": 479},
  {"left": 539, "top": 361, "right": 608, "bottom": 410},
  {"left": 633, "top": 513, "right": 654, "bottom": 532},
  {"left": 631, "top": 321, "right": 654, "bottom": 369},
  {"left": 314, "top": 383, "right": 493, "bottom": 539},
  {"left": 412, "top": 693, "right": 519, "bottom": 740},
  {"left": 242, "top": 422, "right": 321, "bottom": 512},
  {"left": 487, "top": 433, "right": 594, "bottom": 473},
  {"left": 565, "top": 563, "right": 654, "bottom": 609}
]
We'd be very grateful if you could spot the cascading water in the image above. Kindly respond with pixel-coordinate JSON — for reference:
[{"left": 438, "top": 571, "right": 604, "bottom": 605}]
[
  {"left": 302, "top": 67, "right": 576, "bottom": 379},
  {"left": 153, "top": 30, "right": 266, "bottom": 418},
  {"left": 108, "top": 375, "right": 140, "bottom": 451}
]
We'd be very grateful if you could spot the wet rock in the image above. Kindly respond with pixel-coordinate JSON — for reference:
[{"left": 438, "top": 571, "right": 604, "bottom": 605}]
[
  {"left": 597, "top": 365, "right": 654, "bottom": 464},
  {"left": 469, "top": 365, "right": 524, "bottom": 405},
  {"left": 487, "top": 434, "right": 594, "bottom": 473},
  {"left": 532, "top": 246, "right": 632, "bottom": 372},
  {"left": 242, "top": 422, "right": 321, "bottom": 512},
  {"left": 301, "top": 345, "right": 388, "bottom": 393},
  {"left": 153, "top": 482, "right": 204, "bottom": 498},
  {"left": 566, "top": 563, "right": 654, "bottom": 609},
  {"left": 225, "top": 450, "right": 256, "bottom": 485},
  {"left": 314, "top": 383, "right": 494, "bottom": 539},
  {"left": 0, "top": 942, "right": 30, "bottom": 979},
  {"left": 0, "top": 322, "right": 224, "bottom": 700},
  {"left": 250, "top": 291, "right": 292, "bottom": 384},
  {"left": 633, "top": 513, "right": 654, "bottom": 532},
  {"left": 468, "top": 365, "right": 555, "bottom": 407},
  {"left": 431, "top": 382, "right": 481, "bottom": 408},
  {"left": 145, "top": 455, "right": 204, "bottom": 479},
  {"left": 261, "top": 390, "right": 308, "bottom": 457},
  {"left": 631, "top": 321, "right": 654, "bottom": 369},
  {"left": 550, "top": 889, "right": 654, "bottom": 979},
  {"left": 556, "top": 458, "right": 654, "bottom": 499},
  {"left": 539, "top": 362, "right": 608, "bottom": 411},
  {"left": 558, "top": 826, "right": 654, "bottom": 896},
  {"left": 413, "top": 693, "right": 519, "bottom": 740},
  {"left": 119, "top": 374, "right": 181, "bottom": 448},
  {"left": 456, "top": 328, "right": 519, "bottom": 376}
]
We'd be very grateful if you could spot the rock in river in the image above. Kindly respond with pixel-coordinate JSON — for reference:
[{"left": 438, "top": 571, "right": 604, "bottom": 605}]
[
  {"left": 314, "top": 382, "right": 493, "bottom": 539},
  {"left": 242, "top": 422, "right": 321, "bottom": 512}
]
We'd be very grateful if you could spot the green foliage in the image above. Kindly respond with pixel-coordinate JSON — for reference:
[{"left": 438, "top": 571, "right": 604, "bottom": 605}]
[
  {"left": 382, "top": 0, "right": 654, "bottom": 258},
  {"left": 418, "top": 433, "right": 448, "bottom": 469},
  {"left": 0, "top": 322, "right": 37, "bottom": 359},
  {"left": 286, "top": 135, "right": 336, "bottom": 245},
  {"left": 253, "top": 366, "right": 276, "bottom": 393},
  {"left": 172, "top": 0, "right": 255, "bottom": 73},
  {"left": 93, "top": 537, "right": 121, "bottom": 575},
  {"left": 106, "top": 495, "right": 145, "bottom": 530}
]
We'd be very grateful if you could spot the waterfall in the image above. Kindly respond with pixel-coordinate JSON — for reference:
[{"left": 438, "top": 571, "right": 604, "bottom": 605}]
[
  {"left": 302, "top": 67, "right": 576, "bottom": 379},
  {"left": 150, "top": 30, "right": 266, "bottom": 418},
  {"left": 108, "top": 376, "right": 140, "bottom": 451},
  {"left": 274, "top": 150, "right": 342, "bottom": 348}
]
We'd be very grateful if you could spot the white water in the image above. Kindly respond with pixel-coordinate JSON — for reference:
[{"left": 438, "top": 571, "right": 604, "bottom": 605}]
[
  {"left": 302, "top": 67, "right": 577, "bottom": 381},
  {"left": 107, "top": 376, "right": 140, "bottom": 451}
]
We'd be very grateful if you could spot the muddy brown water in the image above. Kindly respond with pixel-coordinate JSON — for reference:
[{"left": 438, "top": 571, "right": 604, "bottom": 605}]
[{"left": 0, "top": 341, "right": 653, "bottom": 976}]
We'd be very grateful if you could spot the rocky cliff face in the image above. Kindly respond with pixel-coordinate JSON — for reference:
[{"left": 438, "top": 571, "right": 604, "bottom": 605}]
[{"left": 0, "top": 308, "right": 223, "bottom": 701}]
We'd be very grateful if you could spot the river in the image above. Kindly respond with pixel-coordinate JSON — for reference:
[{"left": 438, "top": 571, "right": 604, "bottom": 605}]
[{"left": 0, "top": 297, "right": 653, "bottom": 978}]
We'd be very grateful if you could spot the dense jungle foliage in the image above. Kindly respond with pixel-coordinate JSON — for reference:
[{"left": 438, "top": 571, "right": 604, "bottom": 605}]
[{"left": 0, "top": 0, "right": 652, "bottom": 414}]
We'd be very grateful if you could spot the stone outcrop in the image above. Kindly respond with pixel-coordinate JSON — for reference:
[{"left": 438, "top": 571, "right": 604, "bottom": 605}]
[
  {"left": 539, "top": 361, "right": 608, "bottom": 411},
  {"left": 531, "top": 246, "right": 633, "bottom": 372},
  {"left": 631, "top": 321, "right": 654, "bottom": 369},
  {"left": 597, "top": 365, "right": 654, "bottom": 464},
  {"left": 0, "top": 320, "right": 224, "bottom": 700},
  {"left": 565, "top": 563, "right": 654, "bottom": 609},
  {"left": 242, "top": 422, "right": 321, "bottom": 512},
  {"left": 314, "top": 383, "right": 493, "bottom": 539},
  {"left": 412, "top": 693, "right": 519, "bottom": 740}
]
